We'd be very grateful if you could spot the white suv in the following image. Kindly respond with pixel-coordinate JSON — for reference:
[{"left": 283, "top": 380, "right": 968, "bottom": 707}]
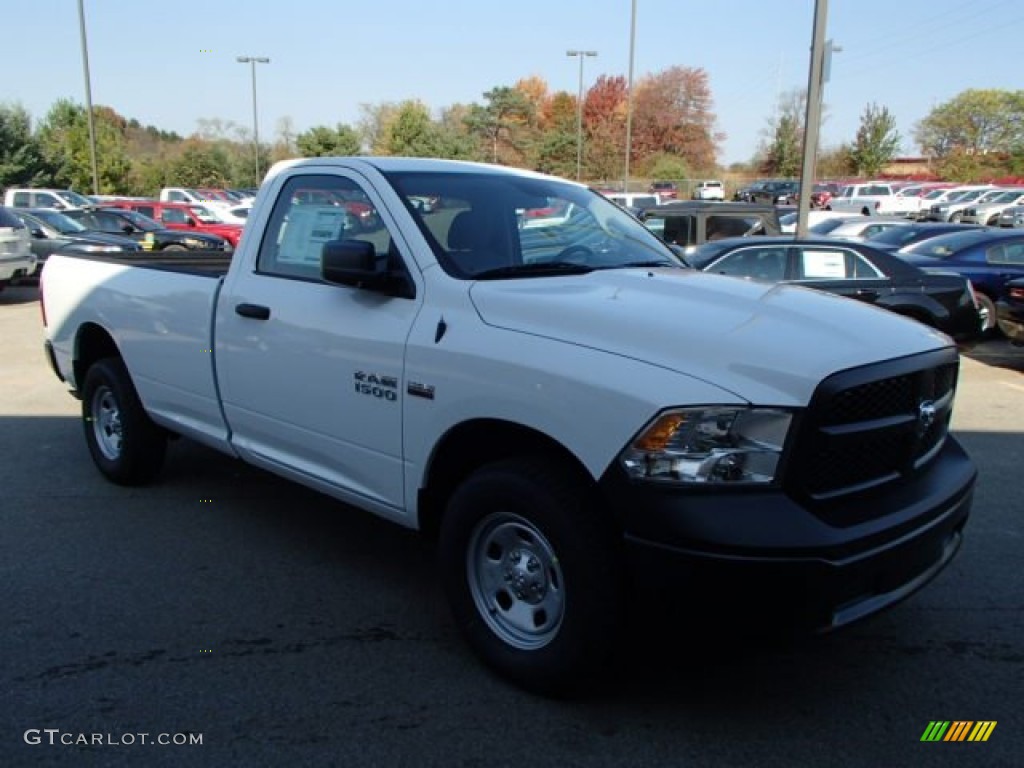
[
  {"left": 4, "top": 188, "right": 94, "bottom": 211},
  {"left": 692, "top": 180, "right": 725, "bottom": 201}
]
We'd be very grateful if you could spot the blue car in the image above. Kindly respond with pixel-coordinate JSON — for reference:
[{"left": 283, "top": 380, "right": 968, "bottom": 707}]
[{"left": 896, "top": 229, "right": 1024, "bottom": 335}]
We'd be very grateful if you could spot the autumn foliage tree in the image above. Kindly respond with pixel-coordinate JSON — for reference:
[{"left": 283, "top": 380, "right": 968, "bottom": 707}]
[{"left": 631, "top": 66, "right": 721, "bottom": 174}]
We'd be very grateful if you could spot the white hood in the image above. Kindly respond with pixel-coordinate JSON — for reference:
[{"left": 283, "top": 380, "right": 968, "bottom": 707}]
[{"left": 469, "top": 269, "right": 950, "bottom": 406}]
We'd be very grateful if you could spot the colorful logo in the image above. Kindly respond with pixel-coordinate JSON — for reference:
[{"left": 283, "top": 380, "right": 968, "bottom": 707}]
[{"left": 921, "top": 721, "right": 997, "bottom": 742}]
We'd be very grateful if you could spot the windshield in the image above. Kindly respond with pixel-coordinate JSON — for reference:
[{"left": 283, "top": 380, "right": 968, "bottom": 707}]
[
  {"left": 991, "top": 191, "right": 1023, "bottom": 203},
  {"left": 923, "top": 189, "right": 946, "bottom": 201},
  {"left": 383, "top": 171, "right": 681, "bottom": 278},
  {"left": 809, "top": 217, "right": 852, "bottom": 235},
  {"left": 116, "top": 210, "right": 161, "bottom": 231},
  {"left": 62, "top": 190, "right": 95, "bottom": 207},
  {"left": 32, "top": 209, "right": 88, "bottom": 233},
  {"left": 190, "top": 205, "right": 222, "bottom": 224}
]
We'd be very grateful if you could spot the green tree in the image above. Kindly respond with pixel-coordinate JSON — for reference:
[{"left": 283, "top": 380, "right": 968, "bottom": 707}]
[
  {"left": 0, "top": 103, "right": 51, "bottom": 188},
  {"left": 381, "top": 100, "right": 447, "bottom": 157},
  {"left": 36, "top": 100, "right": 132, "bottom": 193},
  {"left": 168, "top": 140, "right": 233, "bottom": 187},
  {"left": 296, "top": 124, "right": 362, "bottom": 157},
  {"left": 914, "top": 89, "right": 1024, "bottom": 157},
  {"left": 464, "top": 86, "right": 534, "bottom": 164},
  {"left": 849, "top": 103, "right": 901, "bottom": 177},
  {"left": 758, "top": 90, "right": 805, "bottom": 177}
]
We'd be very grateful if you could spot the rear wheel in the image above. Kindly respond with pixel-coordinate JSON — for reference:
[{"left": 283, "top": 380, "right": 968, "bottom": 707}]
[
  {"left": 162, "top": 244, "right": 187, "bottom": 251},
  {"left": 439, "top": 458, "right": 623, "bottom": 695},
  {"left": 82, "top": 357, "right": 167, "bottom": 485},
  {"left": 950, "top": 212, "right": 963, "bottom": 223}
]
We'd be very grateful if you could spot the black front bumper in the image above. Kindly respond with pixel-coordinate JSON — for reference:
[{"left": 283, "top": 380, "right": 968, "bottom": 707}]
[{"left": 601, "top": 437, "right": 975, "bottom": 632}]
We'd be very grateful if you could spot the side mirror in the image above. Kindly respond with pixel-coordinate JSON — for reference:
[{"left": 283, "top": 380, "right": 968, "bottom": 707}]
[
  {"left": 121, "top": 224, "right": 135, "bottom": 234},
  {"left": 321, "top": 239, "right": 413, "bottom": 298},
  {"left": 187, "top": 219, "right": 197, "bottom": 227},
  {"left": 31, "top": 227, "right": 46, "bottom": 239}
]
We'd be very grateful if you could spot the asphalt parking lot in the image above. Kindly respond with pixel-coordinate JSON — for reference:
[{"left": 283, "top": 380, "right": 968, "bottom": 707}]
[{"left": 2, "top": 282, "right": 1021, "bottom": 767}]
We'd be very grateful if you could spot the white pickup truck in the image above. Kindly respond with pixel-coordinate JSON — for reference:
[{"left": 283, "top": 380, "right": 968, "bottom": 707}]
[
  {"left": 827, "top": 182, "right": 921, "bottom": 217},
  {"left": 41, "top": 157, "right": 976, "bottom": 693}
]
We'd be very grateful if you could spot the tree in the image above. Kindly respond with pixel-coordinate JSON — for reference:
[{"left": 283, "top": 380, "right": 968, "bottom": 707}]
[
  {"left": 848, "top": 103, "right": 901, "bottom": 177},
  {"left": 582, "top": 76, "right": 628, "bottom": 180},
  {"left": 631, "top": 67, "right": 721, "bottom": 173},
  {"left": 464, "top": 86, "right": 534, "bottom": 164},
  {"left": 296, "top": 124, "right": 362, "bottom": 157},
  {"left": 914, "top": 89, "right": 1024, "bottom": 157},
  {"left": 168, "top": 140, "right": 233, "bottom": 187},
  {"left": 0, "top": 103, "right": 51, "bottom": 188},
  {"left": 380, "top": 100, "right": 448, "bottom": 157},
  {"left": 36, "top": 99, "right": 132, "bottom": 193},
  {"left": 359, "top": 102, "right": 401, "bottom": 155},
  {"left": 757, "top": 90, "right": 805, "bottom": 177}
]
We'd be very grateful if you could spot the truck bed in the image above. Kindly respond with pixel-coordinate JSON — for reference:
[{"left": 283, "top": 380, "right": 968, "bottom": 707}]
[{"left": 54, "top": 250, "right": 233, "bottom": 277}]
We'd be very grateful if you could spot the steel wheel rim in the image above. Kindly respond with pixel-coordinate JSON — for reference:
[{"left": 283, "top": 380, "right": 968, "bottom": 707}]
[
  {"left": 91, "top": 384, "right": 123, "bottom": 460},
  {"left": 467, "top": 512, "right": 565, "bottom": 650}
]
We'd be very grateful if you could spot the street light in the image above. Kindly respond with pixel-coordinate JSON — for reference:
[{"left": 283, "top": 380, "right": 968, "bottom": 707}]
[
  {"left": 77, "top": 0, "right": 100, "bottom": 195},
  {"left": 623, "top": 0, "right": 637, "bottom": 192},
  {"left": 567, "top": 49, "right": 597, "bottom": 181},
  {"left": 236, "top": 56, "right": 270, "bottom": 184}
]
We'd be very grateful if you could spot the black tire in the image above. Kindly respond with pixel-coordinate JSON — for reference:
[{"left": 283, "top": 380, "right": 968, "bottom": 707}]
[
  {"left": 439, "top": 458, "right": 623, "bottom": 696},
  {"left": 82, "top": 357, "right": 167, "bottom": 485},
  {"left": 976, "top": 292, "right": 997, "bottom": 335},
  {"left": 950, "top": 212, "right": 962, "bottom": 223}
]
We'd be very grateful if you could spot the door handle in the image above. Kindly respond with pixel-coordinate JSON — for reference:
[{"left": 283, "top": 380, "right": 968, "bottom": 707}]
[
  {"left": 235, "top": 303, "right": 271, "bottom": 320},
  {"left": 854, "top": 289, "right": 879, "bottom": 300}
]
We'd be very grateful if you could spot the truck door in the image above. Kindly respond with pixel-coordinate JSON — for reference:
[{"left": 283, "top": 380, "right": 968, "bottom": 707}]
[{"left": 215, "top": 170, "right": 422, "bottom": 520}]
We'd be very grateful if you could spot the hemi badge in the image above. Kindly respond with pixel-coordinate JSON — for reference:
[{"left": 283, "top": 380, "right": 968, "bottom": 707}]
[{"left": 408, "top": 382, "right": 435, "bottom": 400}]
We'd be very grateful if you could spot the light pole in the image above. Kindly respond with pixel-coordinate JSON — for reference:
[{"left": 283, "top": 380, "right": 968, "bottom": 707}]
[
  {"left": 623, "top": 0, "right": 637, "bottom": 192},
  {"left": 567, "top": 49, "right": 597, "bottom": 181},
  {"left": 236, "top": 56, "right": 270, "bottom": 184},
  {"left": 77, "top": 0, "right": 100, "bottom": 195}
]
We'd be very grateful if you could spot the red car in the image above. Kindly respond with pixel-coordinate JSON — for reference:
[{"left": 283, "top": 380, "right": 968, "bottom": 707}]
[
  {"left": 648, "top": 181, "right": 678, "bottom": 201},
  {"left": 102, "top": 200, "right": 243, "bottom": 247}
]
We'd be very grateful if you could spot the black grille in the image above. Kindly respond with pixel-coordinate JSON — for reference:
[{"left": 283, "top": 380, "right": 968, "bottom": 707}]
[{"left": 791, "top": 351, "right": 959, "bottom": 513}]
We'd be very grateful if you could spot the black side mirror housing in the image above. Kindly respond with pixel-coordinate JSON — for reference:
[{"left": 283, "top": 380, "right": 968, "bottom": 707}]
[
  {"left": 121, "top": 224, "right": 135, "bottom": 234},
  {"left": 321, "top": 239, "right": 413, "bottom": 298},
  {"left": 31, "top": 227, "right": 46, "bottom": 239}
]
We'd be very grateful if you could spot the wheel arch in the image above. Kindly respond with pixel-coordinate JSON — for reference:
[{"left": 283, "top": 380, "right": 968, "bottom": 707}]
[
  {"left": 417, "top": 418, "right": 594, "bottom": 538},
  {"left": 73, "top": 322, "right": 121, "bottom": 389}
]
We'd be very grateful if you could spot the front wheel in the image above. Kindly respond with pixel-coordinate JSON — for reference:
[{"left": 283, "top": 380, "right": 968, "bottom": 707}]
[
  {"left": 439, "top": 458, "right": 623, "bottom": 695},
  {"left": 82, "top": 357, "right": 167, "bottom": 485}
]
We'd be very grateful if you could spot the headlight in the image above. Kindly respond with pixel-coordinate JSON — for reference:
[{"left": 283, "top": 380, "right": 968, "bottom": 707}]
[{"left": 619, "top": 407, "right": 792, "bottom": 485}]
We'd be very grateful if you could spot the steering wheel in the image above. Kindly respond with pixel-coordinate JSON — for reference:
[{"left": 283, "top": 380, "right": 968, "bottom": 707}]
[{"left": 553, "top": 245, "right": 595, "bottom": 264}]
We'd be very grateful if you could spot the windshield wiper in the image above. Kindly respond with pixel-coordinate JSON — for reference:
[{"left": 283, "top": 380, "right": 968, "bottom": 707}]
[
  {"left": 596, "top": 260, "right": 682, "bottom": 270},
  {"left": 473, "top": 261, "right": 595, "bottom": 280}
]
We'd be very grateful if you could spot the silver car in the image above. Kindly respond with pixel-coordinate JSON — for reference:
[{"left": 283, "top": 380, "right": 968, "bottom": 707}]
[
  {"left": 926, "top": 187, "right": 1002, "bottom": 222},
  {"left": 962, "top": 190, "right": 1024, "bottom": 226},
  {"left": 998, "top": 205, "right": 1024, "bottom": 228}
]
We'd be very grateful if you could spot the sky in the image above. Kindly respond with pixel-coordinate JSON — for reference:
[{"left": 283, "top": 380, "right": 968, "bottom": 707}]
[{"left": 7, "top": 0, "right": 1024, "bottom": 167}]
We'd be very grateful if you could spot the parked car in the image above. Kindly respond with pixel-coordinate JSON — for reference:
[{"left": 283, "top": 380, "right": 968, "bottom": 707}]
[
  {"left": 686, "top": 236, "right": 982, "bottom": 340},
  {"left": 895, "top": 228, "right": 1024, "bottom": 334},
  {"left": 0, "top": 205, "right": 35, "bottom": 289},
  {"left": 102, "top": 200, "right": 243, "bottom": 247},
  {"left": 751, "top": 180, "right": 800, "bottom": 206},
  {"left": 995, "top": 278, "right": 1024, "bottom": 344},
  {"left": 640, "top": 201, "right": 781, "bottom": 248},
  {"left": 919, "top": 186, "right": 997, "bottom": 222},
  {"left": 691, "top": 180, "right": 725, "bottom": 201},
  {"left": 828, "top": 182, "right": 920, "bottom": 217},
  {"left": 998, "top": 205, "right": 1024, "bottom": 228},
  {"left": 15, "top": 209, "right": 141, "bottom": 274},
  {"left": 778, "top": 210, "right": 860, "bottom": 234},
  {"left": 809, "top": 182, "right": 842, "bottom": 209},
  {"left": 821, "top": 216, "right": 916, "bottom": 242},
  {"left": 733, "top": 181, "right": 768, "bottom": 202},
  {"left": 4, "top": 188, "right": 94, "bottom": 211},
  {"left": 647, "top": 181, "right": 678, "bottom": 201},
  {"left": 865, "top": 222, "right": 981, "bottom": 251},
  {"left": 219, "top": 204, "right": 252, "bottom": 225},
  {"left": 605, "top": 192, "right": 660, "bottom": 214},
  {"left": 63, "top": 208, "right": 232, "bottom": 253},
  {"left": 961, "top": 190, "right": 1024, "bottom": 226}
]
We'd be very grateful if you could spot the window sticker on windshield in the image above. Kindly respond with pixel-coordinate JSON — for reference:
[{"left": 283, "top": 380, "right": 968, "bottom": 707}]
[
  {"left": 801, "top": 250, "right": 846, "bottom": 278},
  {"left": 278, "top": 206, "right": 347, "bottom": 265}
]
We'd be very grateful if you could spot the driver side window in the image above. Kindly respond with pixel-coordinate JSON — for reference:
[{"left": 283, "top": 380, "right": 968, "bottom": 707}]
[{"left": 257, "top": 174, "right": 395, "bottom": 282}]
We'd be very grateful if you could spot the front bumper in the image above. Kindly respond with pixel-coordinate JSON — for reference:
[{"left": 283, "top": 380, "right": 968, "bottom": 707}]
[{"left": 601, "top": 437, "right": 975, "bottom": 631}]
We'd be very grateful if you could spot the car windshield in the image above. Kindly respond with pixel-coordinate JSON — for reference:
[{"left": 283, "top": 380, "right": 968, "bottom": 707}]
[
  {"left": 31, "top": 209, "right": 89, "bottom": 233},
  {"left": 869, "top": 225, "right": 944, "bottom": 245},
  {"left": 810, "top": 217, "right": 852, "bottom": 235},
  {"left": 923, "top": 189, "right": 947, "bottom": 200},
  {"left": 190, "top": 206, "right": 221, "bottom": 224},
  {"left": 62, "top": 190, "right": 95, "bottom": 207},
  {"left": 991, "top": 191, "right": 1023, "bottom": 203},
  {"left": 115, "top": 210, "right": 161, "bottom": 231},
  {"left": 901, "top": 229, "right": 1002, "bottom": 258},
  {"left": 383, "top": 171, "right": 681, "bottom": 279},
  {"left": 687, "top": 240, "right": 750, "bottom": 270}
]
